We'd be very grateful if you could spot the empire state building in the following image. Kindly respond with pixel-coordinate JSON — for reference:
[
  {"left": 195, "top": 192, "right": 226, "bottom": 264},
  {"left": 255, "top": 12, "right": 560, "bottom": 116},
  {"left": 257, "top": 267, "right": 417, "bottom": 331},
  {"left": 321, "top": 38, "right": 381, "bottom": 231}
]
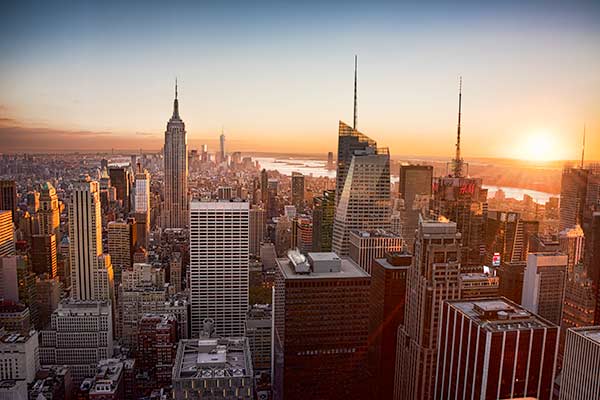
[{"left": 162, "top": 81, "right": 189, "bottom": 228}]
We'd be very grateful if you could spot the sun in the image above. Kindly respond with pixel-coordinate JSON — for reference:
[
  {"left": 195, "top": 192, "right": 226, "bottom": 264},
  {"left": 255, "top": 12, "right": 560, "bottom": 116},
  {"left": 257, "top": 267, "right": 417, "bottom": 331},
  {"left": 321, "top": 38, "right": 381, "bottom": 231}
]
[{"left": 515, "top": 131, "right": 563, "bottom": 161}]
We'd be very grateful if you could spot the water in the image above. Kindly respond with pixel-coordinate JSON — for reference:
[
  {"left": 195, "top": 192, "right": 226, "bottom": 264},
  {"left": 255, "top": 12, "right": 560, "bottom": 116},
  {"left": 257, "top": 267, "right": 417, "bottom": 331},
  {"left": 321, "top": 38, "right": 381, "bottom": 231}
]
[{"left": 255, "top": 157, "right": 555, "bottom": 204}]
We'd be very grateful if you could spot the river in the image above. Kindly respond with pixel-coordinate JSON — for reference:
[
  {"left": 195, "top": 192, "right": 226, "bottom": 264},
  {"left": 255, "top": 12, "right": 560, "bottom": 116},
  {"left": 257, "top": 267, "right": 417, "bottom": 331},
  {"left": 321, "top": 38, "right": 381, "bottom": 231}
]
[{"left": 254, "top": 157, "right": 556, "bottom": 204}]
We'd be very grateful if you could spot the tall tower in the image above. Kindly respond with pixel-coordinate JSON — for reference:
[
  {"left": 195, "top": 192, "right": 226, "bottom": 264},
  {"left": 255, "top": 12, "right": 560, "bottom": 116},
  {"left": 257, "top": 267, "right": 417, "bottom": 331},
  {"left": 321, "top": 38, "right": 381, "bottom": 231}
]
[
  {"left": 395, "top": 217, "right": 461, "bottom": 400},
  {"left": 431, "top": 78, "right": 488, "bottom": 270},
  {"left": 162, "top": 80, "right": 189, "bottom": 229},
  {"left": 189, "top": 201, "right": 249, "bottom": 337},
  {"left": 332, "top": 136, "right": 391, "bottom": 256},
  {"left": 134, "top": 166, "right": 151, "bottom": 247},
  {"left": 291, "top": 172, "right": 305, "bottom": 211},
  {"left": 68, "top": 178, "right": 103, "bottom": 300},
  {"left": 219, "top": 130, "right": 226, "bottom": 163},
  {"left": 38, "top": 182, "right": 60, "bottom": 238}
]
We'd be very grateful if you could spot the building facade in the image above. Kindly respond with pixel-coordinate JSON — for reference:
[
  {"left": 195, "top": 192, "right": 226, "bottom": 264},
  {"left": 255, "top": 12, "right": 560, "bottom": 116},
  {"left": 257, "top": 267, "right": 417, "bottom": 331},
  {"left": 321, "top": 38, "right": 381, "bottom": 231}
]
[
  {"left": 162, "top": 83, "right": 189, "bottom": 229},
  {"left": 395, "top": 217, "right": 461, "bottom": 400},
  {"left": 189, "top": 201, "right": 249, "bottom": 337},
  {"left": 435, "top": 298, "right": 558, "bottom": 400},
  {"left": 273, "top": 252, "right": 370, "bottom": 400}
]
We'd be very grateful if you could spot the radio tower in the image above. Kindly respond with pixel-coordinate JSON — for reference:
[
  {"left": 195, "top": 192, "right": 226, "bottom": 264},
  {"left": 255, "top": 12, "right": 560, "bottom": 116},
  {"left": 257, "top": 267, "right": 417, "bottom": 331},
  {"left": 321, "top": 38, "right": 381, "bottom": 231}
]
[{"left": 452, "top": 77, "right": 464, "bottom": 177}]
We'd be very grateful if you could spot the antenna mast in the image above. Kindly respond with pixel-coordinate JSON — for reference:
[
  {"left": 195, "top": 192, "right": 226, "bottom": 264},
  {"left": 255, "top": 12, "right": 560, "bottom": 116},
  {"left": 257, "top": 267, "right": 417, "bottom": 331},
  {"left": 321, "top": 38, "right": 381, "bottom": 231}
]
[
  {"left": 353, "top": 55, "right": 358, "bottom": 130},
  {"left": 581, "top": 124, "right": 586, "bottom": 168}
]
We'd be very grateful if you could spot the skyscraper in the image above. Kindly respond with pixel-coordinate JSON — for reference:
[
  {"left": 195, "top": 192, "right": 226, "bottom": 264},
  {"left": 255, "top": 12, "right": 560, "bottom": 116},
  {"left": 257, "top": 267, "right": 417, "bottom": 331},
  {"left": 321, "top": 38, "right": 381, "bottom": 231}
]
[
  {"left": 435, "top": 298, "right": 559, "bottom": 400},
  {"left": 522, "top": 252, "right": 568, "bottom": 325},
  {"left": 38, "top": 182, "right": 60, "bottom": 238},
  {"left": 312, "top": 190, "right": 335, "bottom": 252},
  {"left": 348, "top": 229, "right": 403, "bottom": 274},
  {"left": 260, "top": 169, "right": 268, "bottom": 205},
  {"left": 0, "top": 210, "right": 15, "bottom": 257},
  {"left": 291, "top": 172, "right": 305, "bottom": 211},
  {"left": 559, "top": 167, "right": 589, "bottom": 231},
  {"left": 108, "top": 166, "right": 131, "bottom": 212},
  {"left": 219, "top": 131, "right": 226, "bottom": 163},
  {"left": 485, "top": 210, "right": 539, "bottom": 266},
  {"left": 31, "top": 234, "right": 57, "bottom": 277},
  {"left": 0, "top": 180, "right": 17, "bottom": 223},
  {"left": 369, "top": 251, "right": 412, "bottom": 400},
  {"left": 273, "top": 252, "right": 370, "bottom": 400},
  {"left": 68, "top": 178, "right": 103, "bottom": 300},
  {"left": 332, "top": 141, "right": 391, "bottom": 256},
  {"left": 432, "top": 79, "right": 488, "bottom": 270},
  {"left": 559, "top": 224, "right": 585, "bottom": 273},
  {"left": 107, "top": 218, "right": 137, "bottom": 286},
  {"left": 398, "top": 165, "right": 433, "bottom": 246},
  {"left": 189, "top": 201, "right": 249, "bottom": 337},
  {"left": 395, "top": 217, "right": 461, "bottom": 400},
  {"left": 335, "top": 121, "right": 377, "bottom": 206},
  {"left": 249, "top": 205, "right": 265, "bottom": 257},
  {"left": 163, "top": 81, "right": 189, "bottom": 229},
  {"left": 134, "top": 165, "right": 151, "bottom": 247},
  {"left": 295, "top": 215, "right": 312, "bottom": 254}
]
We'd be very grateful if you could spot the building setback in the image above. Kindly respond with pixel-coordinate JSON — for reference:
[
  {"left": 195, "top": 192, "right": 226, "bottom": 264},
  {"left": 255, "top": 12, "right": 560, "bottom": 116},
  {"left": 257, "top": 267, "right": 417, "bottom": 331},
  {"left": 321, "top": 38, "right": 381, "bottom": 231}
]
[
  {"left": 349, "top": 229, "right": 403, "bottom": 274},
  {"left": 435, "top": 298, "right": 559, "bottom": 400}
]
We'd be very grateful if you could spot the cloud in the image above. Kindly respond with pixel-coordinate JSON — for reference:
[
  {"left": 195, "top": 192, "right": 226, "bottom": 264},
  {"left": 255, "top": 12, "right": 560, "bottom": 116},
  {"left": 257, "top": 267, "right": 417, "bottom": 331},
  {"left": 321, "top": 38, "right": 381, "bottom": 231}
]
[
  {"left": 135, "top": 131, "right": 156, "bottom": 136},
  {"left": 0, "top": 125, "right": 162, "bottom": 152}
]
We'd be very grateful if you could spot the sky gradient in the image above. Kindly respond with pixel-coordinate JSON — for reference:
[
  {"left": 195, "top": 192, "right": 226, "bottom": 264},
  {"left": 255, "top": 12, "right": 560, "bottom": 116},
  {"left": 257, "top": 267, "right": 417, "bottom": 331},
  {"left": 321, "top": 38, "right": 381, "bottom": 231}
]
[{"left": 1, "top": 1, "right": 599, "bottom": 160}]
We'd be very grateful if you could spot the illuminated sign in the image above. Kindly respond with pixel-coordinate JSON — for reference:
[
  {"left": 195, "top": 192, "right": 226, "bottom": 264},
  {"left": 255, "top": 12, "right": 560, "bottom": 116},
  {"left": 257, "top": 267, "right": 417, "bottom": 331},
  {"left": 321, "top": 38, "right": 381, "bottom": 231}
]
[{"left": 492, "top": 252, "right": 501, "bottom": 267}]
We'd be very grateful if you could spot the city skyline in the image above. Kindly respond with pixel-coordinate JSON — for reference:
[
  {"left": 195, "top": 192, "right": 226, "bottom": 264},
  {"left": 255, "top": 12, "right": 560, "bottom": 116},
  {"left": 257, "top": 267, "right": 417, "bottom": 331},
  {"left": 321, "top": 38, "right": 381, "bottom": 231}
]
[{"left": 1, "top": 1, "right": 600, "bottom": 160}]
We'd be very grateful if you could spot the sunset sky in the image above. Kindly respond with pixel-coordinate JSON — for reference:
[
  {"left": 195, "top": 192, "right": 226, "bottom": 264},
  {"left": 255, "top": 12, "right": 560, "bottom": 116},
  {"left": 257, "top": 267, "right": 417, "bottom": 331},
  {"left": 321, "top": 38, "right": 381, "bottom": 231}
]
[{"left": 1, "top": 1, "right": 599, "bottom": 161}]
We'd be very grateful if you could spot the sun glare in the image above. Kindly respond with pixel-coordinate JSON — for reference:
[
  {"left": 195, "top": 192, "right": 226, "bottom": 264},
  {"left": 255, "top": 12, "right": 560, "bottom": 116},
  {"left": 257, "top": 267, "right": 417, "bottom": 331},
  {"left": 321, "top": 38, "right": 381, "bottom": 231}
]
[{"left": 516, "top": 131, "right": 563, "bottom": 162}]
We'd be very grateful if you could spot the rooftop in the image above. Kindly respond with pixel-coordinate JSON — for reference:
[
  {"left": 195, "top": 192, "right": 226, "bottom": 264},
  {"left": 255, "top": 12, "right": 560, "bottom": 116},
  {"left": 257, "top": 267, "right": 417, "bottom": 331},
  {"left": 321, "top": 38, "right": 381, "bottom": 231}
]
[
  {"left": 447, "top": 297, "right": 556, "bottom": 332},
  {"left": 277, "top": 254, "right": 369, "bottom": 280},
  {"left": 350, "top": 229, "right": 401, "bottom": 239},
  {"left": 173, "top": 338, "right": 252, "bottom": 381},
  {"left": 191, "top": 200, "right": 248, "bottom": 210},
  {"left": 570, "top": 326, "right": 600, "bottom": 344}
]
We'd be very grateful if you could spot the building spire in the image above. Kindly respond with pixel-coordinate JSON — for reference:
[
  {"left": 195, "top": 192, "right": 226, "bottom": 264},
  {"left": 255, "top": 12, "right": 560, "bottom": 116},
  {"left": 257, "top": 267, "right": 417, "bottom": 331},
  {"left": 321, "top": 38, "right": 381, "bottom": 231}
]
[
  {"left": 581, "top": 124, "right": 586, "bottom": 168},
  {"left": 172, "top": 78, "right": 180, "bottom": 119},
  {"left": 353, "top": 55, "right": 358, "bottom": 130},
  {"left": 452, "top": 76, "right": 464, "bottom": 177}
]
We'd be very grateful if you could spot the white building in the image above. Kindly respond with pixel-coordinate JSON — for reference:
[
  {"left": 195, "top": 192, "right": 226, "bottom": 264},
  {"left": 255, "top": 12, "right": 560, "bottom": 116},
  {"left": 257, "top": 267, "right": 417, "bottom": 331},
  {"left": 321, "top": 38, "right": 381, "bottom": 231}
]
[
  {"left": 0, "top": 329, "right": 39, "bottom": 383},
  {"left": 39, "top": 299, "right": 113, "bottom": 384},
  {"left": 560, "top": 326, "right": 600, "bottom": 399},
  {"left": 134, "top": 168, "right": 150, "bottom": 213},
  {"left": 522, "top": 252, "right": 568, "bottom": 325},
  {"left": 190, "top": 201, "right": 249, "bottom": 337},
  {"left": 68, "top": 178, "right": 104, "bottom": 300}
]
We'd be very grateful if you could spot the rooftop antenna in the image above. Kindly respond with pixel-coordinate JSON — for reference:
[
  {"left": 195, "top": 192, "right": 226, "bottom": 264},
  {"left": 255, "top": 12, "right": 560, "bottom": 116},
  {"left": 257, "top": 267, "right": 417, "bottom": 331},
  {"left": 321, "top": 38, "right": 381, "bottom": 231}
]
[
  {"left": 452, "top": 77, "right": 464, "bottom": 177},
  {"left": 581, "top": 124, "right": 586, "bottom": 168},
  {"left": 175, "top": 77, "right": 178, "bottom": 99},
  {"left": 353, "top": 55, "right": 358, "bottom": 130}
]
